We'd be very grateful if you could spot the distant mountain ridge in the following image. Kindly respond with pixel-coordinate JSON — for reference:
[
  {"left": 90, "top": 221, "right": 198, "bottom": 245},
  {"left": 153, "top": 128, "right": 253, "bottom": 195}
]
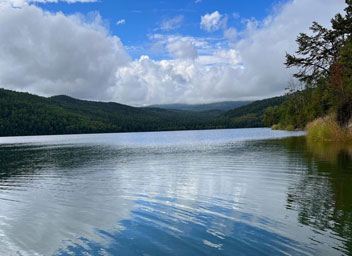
[
  {"left": 147, "top": 101, "right": 251, "bottom": 112},
  {"left": 0, "top": 88, "right": 288, "bottom": 137}
]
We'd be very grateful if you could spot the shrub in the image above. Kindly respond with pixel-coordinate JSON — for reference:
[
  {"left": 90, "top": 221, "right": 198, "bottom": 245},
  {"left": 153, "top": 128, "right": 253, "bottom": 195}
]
[
  {"left": 271, "top": 124, "right": 296, "bottom": 131},
  {"left": 271, "top": 124, "right": 282, "bottom": 130},
  {"left": 306, "top": 115, "right": 346, "bottom": 141},
  {"left": 285, "top": 124, "right": 295, "bottom": 131}
]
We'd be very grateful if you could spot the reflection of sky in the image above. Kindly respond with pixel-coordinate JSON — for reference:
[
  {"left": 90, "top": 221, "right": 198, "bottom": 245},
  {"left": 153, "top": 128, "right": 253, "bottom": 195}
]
[
  {"left": 0, "top": 129, "right": 345, "bottom": 255},
  {"left": 0, "top": 128, "right": 305, "bottom": 146}
]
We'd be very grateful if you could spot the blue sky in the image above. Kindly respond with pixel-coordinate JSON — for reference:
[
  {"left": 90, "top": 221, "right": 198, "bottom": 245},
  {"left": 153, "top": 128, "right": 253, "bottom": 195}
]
[
  {"left": 0, "top": 0, "right": 346, "bottom": 105},
  {"left": 36, "top": 0, "right": 282, "bottom": 59}
]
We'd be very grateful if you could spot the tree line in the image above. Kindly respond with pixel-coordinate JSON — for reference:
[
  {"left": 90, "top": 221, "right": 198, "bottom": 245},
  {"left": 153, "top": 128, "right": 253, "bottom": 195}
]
[{"left": 264, "top": 0, "right": 352, "bottom": 130}]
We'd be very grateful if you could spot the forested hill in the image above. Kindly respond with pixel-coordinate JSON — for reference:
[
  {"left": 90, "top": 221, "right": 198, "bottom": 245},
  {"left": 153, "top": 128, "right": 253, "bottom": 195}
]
[
  {"left": 216, "top": 96, "right": 288, "bottom": 128},
  {"left": 0, "top": 88, "right": 219, "bottom": 136},
  {"left": 0, "top": 88, "right": 286, "bottom": 137},
  {"left": 147, "top": 101, "right": 251, "bottom": 112}
]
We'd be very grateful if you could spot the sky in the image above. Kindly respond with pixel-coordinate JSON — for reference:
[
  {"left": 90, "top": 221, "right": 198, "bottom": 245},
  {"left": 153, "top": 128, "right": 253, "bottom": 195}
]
[{"left": 0, "top": 0, "right": 347, "bottom": 106}]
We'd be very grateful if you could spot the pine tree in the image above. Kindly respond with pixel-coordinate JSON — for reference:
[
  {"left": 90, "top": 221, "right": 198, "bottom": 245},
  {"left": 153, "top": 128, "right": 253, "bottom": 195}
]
[
  {"left": 285, "top": 0, "right": 352, "bottom": 126},
  {"left": 285, "top": 0, "right": 352, "bottom": 84}
]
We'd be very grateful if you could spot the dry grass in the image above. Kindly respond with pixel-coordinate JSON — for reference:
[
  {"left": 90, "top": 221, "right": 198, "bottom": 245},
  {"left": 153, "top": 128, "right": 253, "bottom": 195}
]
[
  {"left": 306, "top": 115, "right": 350, "bottom": 142},
  {"left": 271, "top": 124, "right": 295, "bottom": 131},
  {"left": 271, "top": 124, "right": 282, "bottom": 130}
]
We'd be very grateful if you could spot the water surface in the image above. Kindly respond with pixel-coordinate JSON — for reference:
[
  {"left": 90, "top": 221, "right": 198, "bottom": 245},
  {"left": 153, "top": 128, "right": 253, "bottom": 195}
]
[{"left": 0, "top": 128, "right": 351, "bottom": 255}]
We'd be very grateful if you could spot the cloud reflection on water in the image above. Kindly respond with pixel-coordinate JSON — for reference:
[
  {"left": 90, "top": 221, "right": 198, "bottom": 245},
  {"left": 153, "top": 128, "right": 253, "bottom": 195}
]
[{"left": 0, "top": 129, "right": 349, "bottom": 255}]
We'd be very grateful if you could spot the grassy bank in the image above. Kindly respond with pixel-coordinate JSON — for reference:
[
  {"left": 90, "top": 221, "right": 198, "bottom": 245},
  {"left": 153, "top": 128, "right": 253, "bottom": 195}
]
[
  {"left": 306, "top": 115, "right": 352, "bottom": 142},
  {"left": 270, "top": 115, "right": 352, "bottom": 142},
  {"left": 271, "top": 124, "right": 295, "bottom": 131}
]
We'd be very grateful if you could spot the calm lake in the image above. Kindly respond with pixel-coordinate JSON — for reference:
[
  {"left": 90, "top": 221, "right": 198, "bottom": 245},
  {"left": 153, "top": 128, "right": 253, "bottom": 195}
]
[{"left": 1, "top": 128, "right": 352, "bottom": 256}]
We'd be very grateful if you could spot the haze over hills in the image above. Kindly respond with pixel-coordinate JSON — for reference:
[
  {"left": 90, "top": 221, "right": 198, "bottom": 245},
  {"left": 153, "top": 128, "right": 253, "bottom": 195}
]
[
  {"left": 0, "top": 88, "right": 286, "bottom": 137},
  {"left": 146, "top": 101, "right": 251, "bottom": 112}
]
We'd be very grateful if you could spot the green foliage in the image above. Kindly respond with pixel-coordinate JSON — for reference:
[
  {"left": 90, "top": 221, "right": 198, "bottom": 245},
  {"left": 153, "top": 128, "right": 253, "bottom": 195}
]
[
  {"left": 219, "top": 96, "right": 287, "bottom": 128},
  {"left": 0, "top": 88, "right": 289, "bottom": 137},
  {"left": 263, "top": 80, "right": 336, "bottom": 130},
  {"left": 0, "top": 88, "right": 265, "bottom": 137},
  {"left": 285, "top": 22, "right": 333, "bottom": 83},
  {"left": 263, "top": 106, "right": 281, "bottom": 127},
  {"left": 146, "top": 101, "right": 251, "bottom": 112},
  {"left": 266, "top": 0, "right": 352, "bottom": 131},
  {"left": 285, "top": 1, "right": 352, "bottom": 84},
  {"left": 0, "top": 89, "right": 198, "bottom": 136}
]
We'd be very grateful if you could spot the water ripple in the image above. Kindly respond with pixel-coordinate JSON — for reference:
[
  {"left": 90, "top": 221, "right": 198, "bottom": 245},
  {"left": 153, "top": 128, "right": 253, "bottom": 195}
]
[{"left": 0, "top": 129, "right": 351, "bottom": 255}]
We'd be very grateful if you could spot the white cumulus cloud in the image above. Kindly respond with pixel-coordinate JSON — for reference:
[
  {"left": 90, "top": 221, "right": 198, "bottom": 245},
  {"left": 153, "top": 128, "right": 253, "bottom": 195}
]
[
  {"left": 0, "top": 0, "right": 347, "bottom": 106},
  {"left": 113, "top": 56, "right": 242, "bottom": 105},
  {"left": 166, "top": 40, "right": 198, "bottom": 60},
  {"left": 30, "top": 0, "right": 96, "bottom": 2},
  {"left": 200, "top": 11, "right": 227, "bottom": 32},
  {"left": 0, "top": 4, "right": 130, "bottom": 100},
  {"left": 116, "top": 19, "right": 125, "bottom": 25},
  {"left": 1, "top": 0, "right": 96, "bottom": 7},
  {"left": 149, "top": 34, "right": 219, "bottom": 59},
  {"left": 111, "top": 0, "right": 346, "bottom": 105}
]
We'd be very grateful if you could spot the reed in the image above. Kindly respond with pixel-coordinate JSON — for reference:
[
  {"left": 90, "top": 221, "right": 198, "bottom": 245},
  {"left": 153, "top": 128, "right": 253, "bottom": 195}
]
[{"left": 306, "top": 115, "right": 348, "bottom": 142}]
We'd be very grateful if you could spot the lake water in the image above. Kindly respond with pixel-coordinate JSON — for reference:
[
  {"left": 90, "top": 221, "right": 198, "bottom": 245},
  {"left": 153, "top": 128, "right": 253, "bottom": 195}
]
[{"left": 0, "top": 128, "right": 351, "bottom": 256}]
